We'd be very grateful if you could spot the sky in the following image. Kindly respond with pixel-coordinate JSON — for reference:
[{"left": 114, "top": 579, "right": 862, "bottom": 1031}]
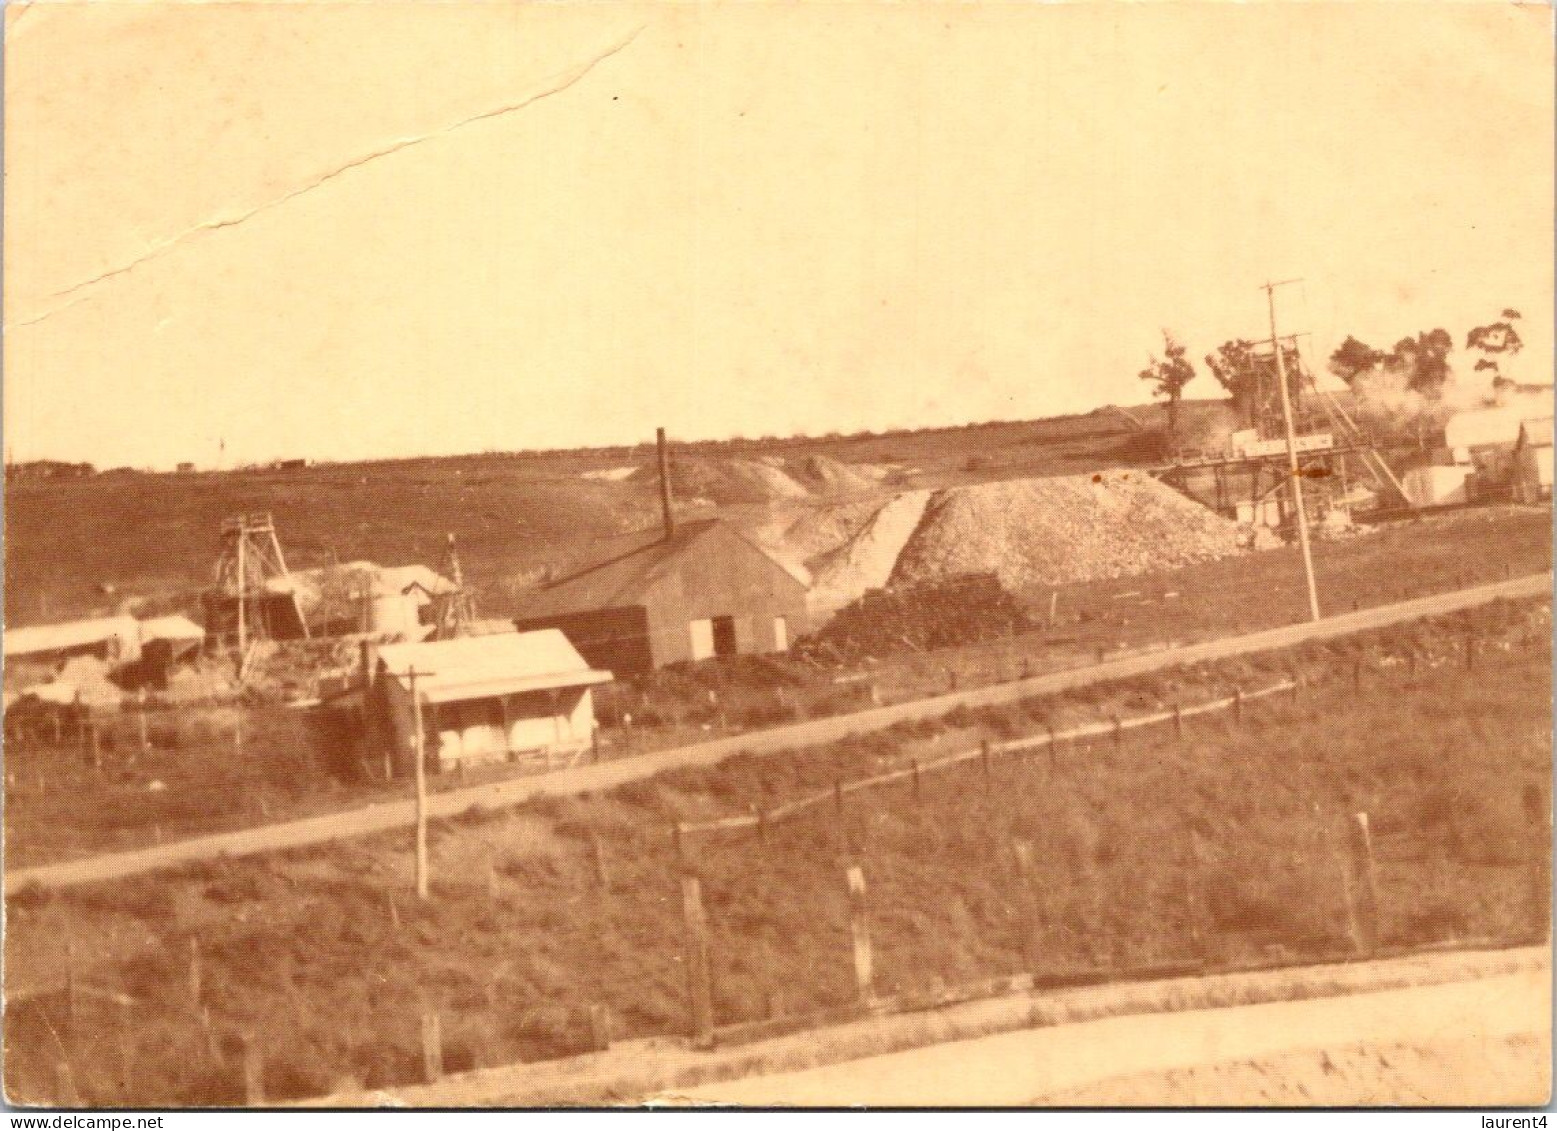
[{"left": 4, "top": 1, "right": 1552, "bottom": 469}]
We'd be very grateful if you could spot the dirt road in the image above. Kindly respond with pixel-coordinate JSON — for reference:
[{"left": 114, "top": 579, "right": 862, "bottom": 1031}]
[
  {"left": 8, "top": 571, "right": 1547, "bottom": 894},
  {"left": 667, "top": 961, "right": 1550, "bottom": 1106}
]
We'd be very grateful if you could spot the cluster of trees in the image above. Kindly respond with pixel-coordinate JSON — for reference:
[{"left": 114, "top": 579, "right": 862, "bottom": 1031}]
[
  {"left": 1137, "top": 308, "right": 1526, "bottom": 443},
  {"left": 1326, "top": 310, "right": 1524, "bottom": 394}
]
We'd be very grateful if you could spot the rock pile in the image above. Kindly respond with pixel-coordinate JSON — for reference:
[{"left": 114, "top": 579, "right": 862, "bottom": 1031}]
[
  {"left": 889, "top": 471, "right": 1246, "bottom": 591},
  {"left": 794, "top": 573, "right": 1030, "bottom": 665},
  {"left": 792, "top": 454, "right": 880, "bottom": 496}
]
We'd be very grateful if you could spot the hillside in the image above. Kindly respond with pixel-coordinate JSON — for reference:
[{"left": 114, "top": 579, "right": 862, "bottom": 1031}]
[{"left": 3, "top": 401, "right": 1230, "bottom": 628}]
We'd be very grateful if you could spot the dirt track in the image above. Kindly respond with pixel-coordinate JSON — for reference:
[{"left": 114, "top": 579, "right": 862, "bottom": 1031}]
[
  {"left": 667, "top": 960, "right": 1550, "bottom": 1106},
  {"left": 8, "top": 572, "right": 1548, "bottom": 894}
]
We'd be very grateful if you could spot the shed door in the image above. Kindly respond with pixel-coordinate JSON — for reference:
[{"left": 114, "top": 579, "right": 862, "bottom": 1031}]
[
  {"left": 689, "top": 618, "right": 715, "bottom": 661},
  {"left": 772, "top": 616, "right": 788, "bottom": 652}
]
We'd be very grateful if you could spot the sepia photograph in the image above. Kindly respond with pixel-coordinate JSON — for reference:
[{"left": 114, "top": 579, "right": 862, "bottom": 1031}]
[{"left": 2, "top": 0, "right": 1552, "bottom": 1113}]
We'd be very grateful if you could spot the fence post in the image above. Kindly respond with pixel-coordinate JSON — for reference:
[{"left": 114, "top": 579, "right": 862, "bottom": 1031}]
[
  {"left": 1172, "top": 703, "right": 1184, "bottom": 741},
  {"left": 65, "top": 938, "right": 80, "bottom": 1034},
  {"left": 118, "top": 999, "right": 136, "bottom": 1101},
  {"left": 680, "top": 873, "right": 715, "bottom": 1048},
  {"left": 980, "top": 739, "right": 991, "bottom": 789},
  {"left": 846, "top": 864, "right": 875, "bottom": 1006},
  {"left": 54, "top": 1061, "right": 81, "bottom": 1106},
  {"left": 1111, "top": 716, "right": 1123, "bottom": 752},
  {"left": 671, "top": 822, "right": 683, "bottom": 865},
  {"left": 1348, "top": 812, "right": 1381, "bottom": 954},
  {"left": 1011, "top": 838, "right": 1041, "bottom": 971},
  {"left": 241, "top": 1033, "right": 265, "bottom": 1106},
  {"left": 1233, "top": 686, "right": 1244, "bottom": 725},
  {"left": 1046, "top": 722, "right": 1058, "bottom": 769},
  {"left": 421, "top": 1006, "right": 443, "bottom": 1083},
  {"left": 200, "top": 1006, "right": 221, "bottom": 1065},
  {"left": 834, "top": 779, "right": 844, "bottom": 818},
  {"left": 1186, "top": 828, "right": 1208, "bottom": 958},
  {"left": 755, "top": 807, "right": 768, "bottom": 846},
  {"left": 1352, "top": 658, "right": 1362, "bottom": 692},
  {"left": 188, "top": 936, "right": 202, "bottom": 1008},
  {"left": 1465, "top": 633, "right": 1476, "bottom": 672},
  {"left": 911, "top": 759, "right": 921, "bottom": 803},
  {"left": 587, "top": 1004, "right": 612, "bottom": 1052}
]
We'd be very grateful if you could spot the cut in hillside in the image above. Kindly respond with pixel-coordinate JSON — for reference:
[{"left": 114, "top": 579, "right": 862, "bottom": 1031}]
[
  {"left": 890, "top": 472, "right": 1246, "bottom": 591},
  {"left": 808, "top": 490, "right": 933, "bottom": 610}
]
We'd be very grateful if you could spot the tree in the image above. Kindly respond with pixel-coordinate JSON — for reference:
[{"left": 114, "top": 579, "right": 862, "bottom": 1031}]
[
  {"left": 1388, "top": 328, "right": 1453, "bottom": 396},
  {"left": 1327, "top": 336, "right": 1385, "bottom": 386},
  {"left": 1205, "top": 338, "right": 1301, "bottom": 425},
  {"left": 1467, "top": 310, "right": 1524, "bottom": 388},
  {"left": 1139, "top": 331, "right": 1197, "bottom": 442}
]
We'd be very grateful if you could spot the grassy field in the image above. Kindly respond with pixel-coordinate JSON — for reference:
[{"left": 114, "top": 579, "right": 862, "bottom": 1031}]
[
  {"left": 5, "top": 597, "right": 1548, "bottom": 1106},
  {"left": 7, "top": 503, "right": 1547, "bottom": 869}
]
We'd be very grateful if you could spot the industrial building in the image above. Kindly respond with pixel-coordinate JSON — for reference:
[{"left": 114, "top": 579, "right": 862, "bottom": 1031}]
[
  {"left": 365, "top": 631, "right": 612, "bottom": 772},
  {"left": 1403, "top": 410, "right": 1557, "bottom": 507},
  {"left": 514, "top": 519, "right": 811, "bottom": 675},
  {"left": 1514, "top": 417, "right": 1553, "bottom": 504},
  {"left": 288, "top": 562, "right": 457, "bottom": 639}
]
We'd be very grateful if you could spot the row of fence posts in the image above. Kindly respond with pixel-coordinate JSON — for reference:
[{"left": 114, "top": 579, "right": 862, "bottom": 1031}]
[
  {"left": 48, "top": 625, "right": 1530, "bottom": 1101},
  {"left": 662, "top": 665, "right": 1447, "bottom": 1048},
  {"left": 672, "top": 802, "right": 1390, "bottom": 1050}
]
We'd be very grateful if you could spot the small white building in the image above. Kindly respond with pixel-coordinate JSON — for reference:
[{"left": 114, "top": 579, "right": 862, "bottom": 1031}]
[{"left": 374, "top": 631, "right": 612, "bottom": 771}]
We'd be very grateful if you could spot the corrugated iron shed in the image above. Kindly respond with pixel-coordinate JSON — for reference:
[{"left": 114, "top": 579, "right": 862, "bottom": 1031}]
[
  {"left": 376, "top": 630, "right": 611, "bottom": 705},
  {"left": 3, "top": 615, "right": 142, "bottom": 661}
]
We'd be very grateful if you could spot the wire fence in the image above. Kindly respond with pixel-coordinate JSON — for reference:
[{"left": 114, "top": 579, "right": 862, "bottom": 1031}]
[{"left": 17, "top": 631, "right": 1551, "bottom": 1106}]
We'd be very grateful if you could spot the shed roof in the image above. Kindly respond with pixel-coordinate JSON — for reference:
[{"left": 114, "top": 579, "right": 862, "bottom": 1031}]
[
  {"left": 516, "top": 519, "right": 808, "bottom": 621},
  {"left": 139, "top": 614, "right": 206, "bottom": 643},
  {"left": 376, "top": 629, "right": 611, "bottom": 705},
  {"left": 3, "top": 615, "right": 140, "bottom": 658}
]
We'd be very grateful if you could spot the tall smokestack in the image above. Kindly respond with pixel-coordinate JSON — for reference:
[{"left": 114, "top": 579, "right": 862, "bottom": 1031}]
[{"left": 656, "top": 427, "right": 675, "bottom": 541}]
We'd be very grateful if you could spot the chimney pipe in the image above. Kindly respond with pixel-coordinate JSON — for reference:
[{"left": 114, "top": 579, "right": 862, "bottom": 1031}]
[{"left": 656, "top": 427, "right": 675, "bottom": 541}]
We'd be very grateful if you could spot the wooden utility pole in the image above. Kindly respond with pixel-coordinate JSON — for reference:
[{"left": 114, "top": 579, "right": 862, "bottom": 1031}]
[
  {"left": 679, "top": 874, "right": 715, "bottom": 1048},
  {"left": 1264, "top": 279, "right": 1321, "bottom": 622},
  {"left": 235, "top": 522, "right": 248, "bottom": 662},
  {"left": 390, "top": 665, "right": 436, "bottom": 901}
]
